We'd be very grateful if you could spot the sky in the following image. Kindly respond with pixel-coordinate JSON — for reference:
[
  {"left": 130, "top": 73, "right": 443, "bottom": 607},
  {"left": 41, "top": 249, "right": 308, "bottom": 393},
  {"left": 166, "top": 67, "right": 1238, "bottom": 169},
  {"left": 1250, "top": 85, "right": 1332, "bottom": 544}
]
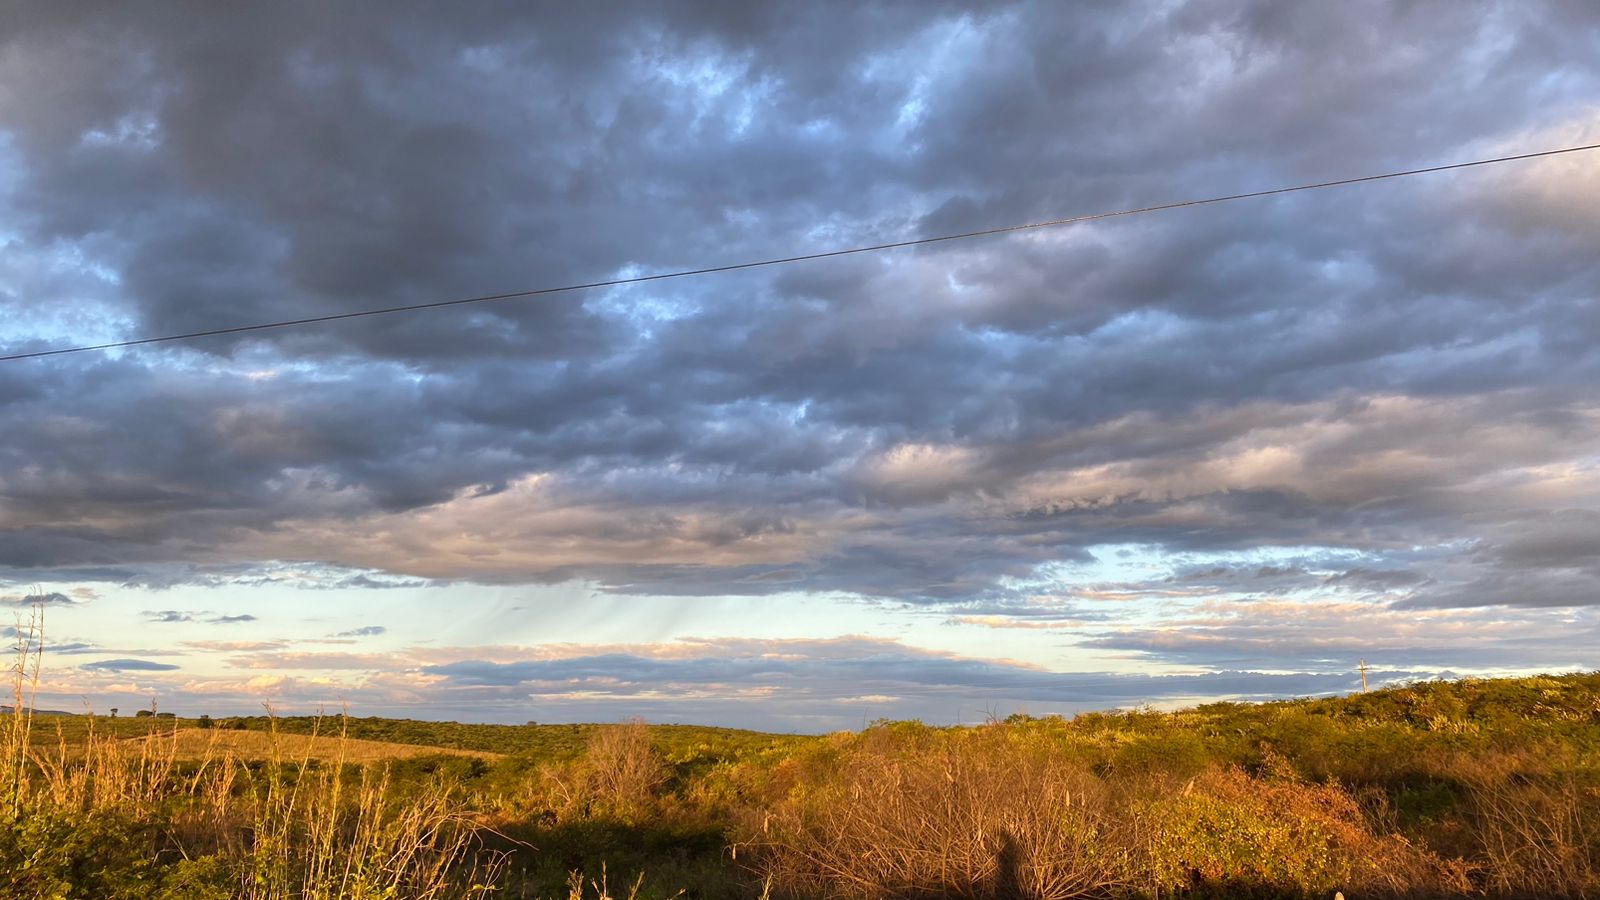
[{"left": 1, "top": 2, "right": 1598, "bottom": 731}]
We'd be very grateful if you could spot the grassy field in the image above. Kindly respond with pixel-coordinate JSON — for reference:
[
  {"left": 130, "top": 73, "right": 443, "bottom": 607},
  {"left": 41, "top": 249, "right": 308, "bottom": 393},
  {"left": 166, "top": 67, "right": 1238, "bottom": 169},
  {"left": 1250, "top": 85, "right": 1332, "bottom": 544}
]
[
  {"left": 28, "top": 713, "right": 799, "bottom": 764},
  {"left": 122, "top": 727, "right": 502, "bottom": 763},
  {"left": 207, "top": 715, "right": 811, "bottom": 762},
  {"left": 5, "top": 622, "right": 1600, "bottom": 899}
]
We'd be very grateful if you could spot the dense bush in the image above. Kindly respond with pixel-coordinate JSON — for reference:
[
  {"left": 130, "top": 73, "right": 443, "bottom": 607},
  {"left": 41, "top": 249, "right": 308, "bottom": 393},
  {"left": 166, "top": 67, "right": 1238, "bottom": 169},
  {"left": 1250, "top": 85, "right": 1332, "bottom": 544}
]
[{"left": 754, "top": 727, "right": 1124, "bottom": 898}]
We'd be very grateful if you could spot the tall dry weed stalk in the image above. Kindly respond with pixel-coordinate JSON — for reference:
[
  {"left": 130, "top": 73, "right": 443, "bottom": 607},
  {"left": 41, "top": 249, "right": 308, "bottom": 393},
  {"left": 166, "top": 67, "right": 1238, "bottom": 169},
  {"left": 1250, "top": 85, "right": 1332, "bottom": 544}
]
[
  {"left": 1457, "top": 750, "right": 1600, "bottom": 896},
  {"left": 584, "top": 720, "right": 665, "bottom": 815},
  {"left": 33, "top": 715, "right": 201, "bottom": 816},
  {"left": 3, "top": 603, "right": 43, "bottom": 820},
  {"left": 213, "top": 710, "right": 503, "bottom": 899},
  {"left": 560, "top": 864, "right": 668, "bottom": 900},
  {"left": 536, "top": 720, "right": 667, "bottom": 824}
]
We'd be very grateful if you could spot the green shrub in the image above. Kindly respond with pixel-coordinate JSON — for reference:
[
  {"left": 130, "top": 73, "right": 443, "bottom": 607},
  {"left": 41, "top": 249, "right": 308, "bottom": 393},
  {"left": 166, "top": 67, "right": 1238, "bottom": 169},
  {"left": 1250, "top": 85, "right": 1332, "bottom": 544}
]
[
  {"left": 0, "top": 807, "right": 159, "bottom": 900},
  {"left": 1138, "top": 765, "right": 1467, "bottom": 897}
]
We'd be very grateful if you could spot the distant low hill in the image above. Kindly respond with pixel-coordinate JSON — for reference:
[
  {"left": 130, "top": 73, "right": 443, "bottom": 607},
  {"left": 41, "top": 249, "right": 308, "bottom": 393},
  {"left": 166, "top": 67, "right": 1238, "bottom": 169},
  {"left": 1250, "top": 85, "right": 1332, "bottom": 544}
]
[
  {"left": 247, "top": 669, "right": 1600, "bottom": 752},
  {"left": 0, "top": 705, "right": 75, "bottom": 716},
  {"left": 191, "top": 715, "right": 808, "bottom": 761}
]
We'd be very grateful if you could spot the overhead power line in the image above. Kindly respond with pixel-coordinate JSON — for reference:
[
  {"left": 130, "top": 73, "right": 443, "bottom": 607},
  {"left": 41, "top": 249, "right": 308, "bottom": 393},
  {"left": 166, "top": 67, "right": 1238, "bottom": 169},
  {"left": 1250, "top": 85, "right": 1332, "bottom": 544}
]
[{"left": 4, "top": 141, "right": 1597, "bottom": 363}]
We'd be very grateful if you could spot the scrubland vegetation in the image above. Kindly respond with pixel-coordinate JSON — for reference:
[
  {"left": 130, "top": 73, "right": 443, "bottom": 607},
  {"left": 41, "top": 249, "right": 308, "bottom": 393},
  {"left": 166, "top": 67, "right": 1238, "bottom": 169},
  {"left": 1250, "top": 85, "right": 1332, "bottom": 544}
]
[{"left": 6, "top": 614, "right": 1600, "bottom": 897}]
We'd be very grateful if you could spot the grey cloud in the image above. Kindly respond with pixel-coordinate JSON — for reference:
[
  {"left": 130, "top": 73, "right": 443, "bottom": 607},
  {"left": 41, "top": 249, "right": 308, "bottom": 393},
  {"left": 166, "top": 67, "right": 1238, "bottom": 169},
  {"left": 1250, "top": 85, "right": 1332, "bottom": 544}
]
[
  {"left": 0, "top": 591, "right": 76, "bottom": 606},
  {"left": 1387, "top": 511, "right": 1600, "bottom": 609},
  {"left": 114, "top": 564, "right": 434, "bottom": 591},
  {"left": 143, "top": 610, "right": 259, "bottom": 624},
  {"left": 1322, "top": 568, "right": 1428, "bottom": 591},
  {"left": 333, "top": 626, "right": 386, "bottom": 638},
  {"left": 0, "top": 2, "right": 1597, "bottom": 608},
  {"left": 30, "top": 632, "right": 173, "bottom": 656},
  {"left": 80, "top": 658, "right": 179, "bottom": 672},
  {"left": 940, "top": 598, "right": 1110, "bottom": 622},
  {"left": 144, "top": 611, "right": 195, "bottom": 623},
  {"left": 420, "top": 638, "right": 1379, "bottom": 711},
  {"left": 1476, "top": 511, "right": 1600, "bottom": 573},
  {"left": 1083, "top": 626, "right": 1590, "bottom": 671},
  {"left": 1080, "top": 600, "right": 1600, "bottom": 671},
  {"left": 1116, "top": 559, "right": 1433, "bottom": 600},
  {"left": 54, "top": 642, "right": 169, "bottom": 656},
  {"left": 1395, "top": 570, "right": 1600, "bottom": 610}
]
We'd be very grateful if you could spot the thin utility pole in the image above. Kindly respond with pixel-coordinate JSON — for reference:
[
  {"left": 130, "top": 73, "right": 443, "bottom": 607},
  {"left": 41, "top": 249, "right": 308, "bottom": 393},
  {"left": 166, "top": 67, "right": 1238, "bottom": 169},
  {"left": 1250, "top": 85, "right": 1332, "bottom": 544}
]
[{"left": 1359, "top": 659, "right": 1369, "bottom": 693}]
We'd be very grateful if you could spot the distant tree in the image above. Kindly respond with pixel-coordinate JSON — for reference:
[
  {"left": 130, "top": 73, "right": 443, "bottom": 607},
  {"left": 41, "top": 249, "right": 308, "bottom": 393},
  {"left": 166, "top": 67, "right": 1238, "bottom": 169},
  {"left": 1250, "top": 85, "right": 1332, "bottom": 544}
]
[
  {"left": 155, "top": 712, "right": 175, "bottom": 720},
  {"left": 197, "top": 714, "right": 212, "bottom": 729},
  {"left": 134, "top": 709, "right": 153, "bottom": 718},
  {"left": 108, "top": 707, "right": 118, "bottom": 718}
]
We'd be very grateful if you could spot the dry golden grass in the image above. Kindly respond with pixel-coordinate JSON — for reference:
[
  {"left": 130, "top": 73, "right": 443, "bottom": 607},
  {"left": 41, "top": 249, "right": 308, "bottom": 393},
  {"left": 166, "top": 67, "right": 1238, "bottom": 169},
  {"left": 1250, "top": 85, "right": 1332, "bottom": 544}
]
[
  {"left": 1450, "top": 748, "right": 1600, "bottom": 896},
  {"left": 753, "top": 727, "right": 1128, "bottom": 899},
  {"left": 8, "top": 717, "right": 505, "bottom": 898},
  {"left": 752, "top": 728, "right": 1482, "bottom": 899},
  {"left": 4, "top": 608, "right": 503, "bottom": 898}
]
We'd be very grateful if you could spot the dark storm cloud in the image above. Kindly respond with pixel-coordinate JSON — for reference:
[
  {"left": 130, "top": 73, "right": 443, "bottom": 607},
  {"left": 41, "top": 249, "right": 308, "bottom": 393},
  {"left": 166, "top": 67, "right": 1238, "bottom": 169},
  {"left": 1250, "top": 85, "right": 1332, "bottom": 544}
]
[{"left": 0, "top": 1, "right": 1597, "bottom": 607}]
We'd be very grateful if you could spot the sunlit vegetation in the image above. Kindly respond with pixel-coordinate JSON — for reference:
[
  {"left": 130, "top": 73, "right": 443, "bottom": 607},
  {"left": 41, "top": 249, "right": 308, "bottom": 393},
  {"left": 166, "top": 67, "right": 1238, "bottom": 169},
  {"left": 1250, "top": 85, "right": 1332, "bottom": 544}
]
[{"left": 6, "top": 611, "right": 1600, "bottom": 897}]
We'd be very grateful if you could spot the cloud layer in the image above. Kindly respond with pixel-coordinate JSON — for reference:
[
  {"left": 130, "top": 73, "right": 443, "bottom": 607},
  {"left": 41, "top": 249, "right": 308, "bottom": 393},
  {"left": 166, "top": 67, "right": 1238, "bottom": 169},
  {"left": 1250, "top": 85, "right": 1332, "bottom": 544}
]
[{"left": 1, "top": 2, "right": 1597, "bottom": 722}]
